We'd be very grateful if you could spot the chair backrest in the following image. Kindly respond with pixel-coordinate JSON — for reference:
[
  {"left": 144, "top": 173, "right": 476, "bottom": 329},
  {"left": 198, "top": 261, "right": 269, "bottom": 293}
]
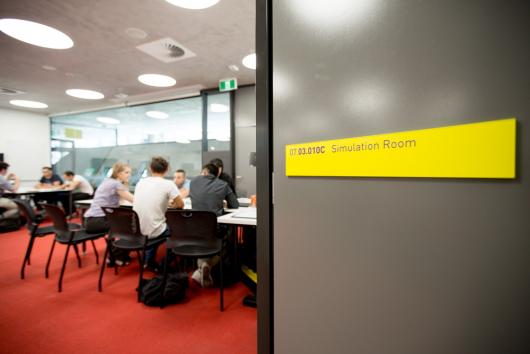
[
  {"left": 165, "top": 210, "right": 218, "bottom": 247},
  {"left": 42, "top": 203, "right": 69, "bottom": 236},
  {"left": 101, "top": 206, "right": 143, "bottom": 242},
  {"left": 12, "top": 199, "right": 38, "bottom": 231}
]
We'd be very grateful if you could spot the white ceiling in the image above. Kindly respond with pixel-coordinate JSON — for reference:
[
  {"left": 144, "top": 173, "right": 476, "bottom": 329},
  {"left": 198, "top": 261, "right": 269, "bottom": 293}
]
[{"left": 0, "top": 0, "right": 255, "bottom": 115}]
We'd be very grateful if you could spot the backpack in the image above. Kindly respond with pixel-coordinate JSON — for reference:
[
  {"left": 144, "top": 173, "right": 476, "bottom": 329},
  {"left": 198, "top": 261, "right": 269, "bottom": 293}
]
[
  {"left": 140, "top": 272, "right": 188, "bottom": 307},
  {"left": 0, "top": 208, "right": 21, "bottom": 233}
]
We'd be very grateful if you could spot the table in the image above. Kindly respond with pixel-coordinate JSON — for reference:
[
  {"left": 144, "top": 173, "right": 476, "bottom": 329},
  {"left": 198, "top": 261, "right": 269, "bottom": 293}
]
[{"left": 5, "top": 187, "right": 73, "bottom": 215}]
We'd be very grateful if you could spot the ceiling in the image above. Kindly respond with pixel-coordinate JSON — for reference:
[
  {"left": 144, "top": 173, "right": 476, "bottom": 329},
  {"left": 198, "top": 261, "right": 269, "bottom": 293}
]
[{"left": 0, "top": 0, "right": 255, "bottom": 115}]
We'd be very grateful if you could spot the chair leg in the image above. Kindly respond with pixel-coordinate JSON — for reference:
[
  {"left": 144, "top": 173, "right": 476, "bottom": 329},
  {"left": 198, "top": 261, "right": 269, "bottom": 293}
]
[
  {"left": 91, "top": 240, "right": 99, "bottom": 265},
  {"left": 58, "top": 243, "right": 72, "bottom": 292},
  {"left": 98, "top": 241, "right": 110, "bottom": 292},
  {"left": 21, "top": 236, "right": 36, "bottom": 280},
  {"left": 159, "top": 248, "right": 170, "bottom": 308},
  {"left": 220, "top": 249, "right": 224, "bottom": 312},
  {"left": 73, "top": 244, "right": 82, "bottom": 268},
  {"left": 138, "top": 244, "right": 148, "bottom": 303},
  {"left": 45, "top": 239, "right": 56, "bottom": 279}
]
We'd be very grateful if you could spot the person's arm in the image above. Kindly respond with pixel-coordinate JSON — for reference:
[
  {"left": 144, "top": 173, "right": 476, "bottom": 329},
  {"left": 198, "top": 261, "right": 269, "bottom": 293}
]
[
  {"left": 7, "top": 173, "right": 20, "bottom": 192},
  {"left": 168, "top": 194, "right": 184, "bottom": 209},
  {"left": 179, "top": 187, "right": 189, "bottom": 199},
  {"left": 63, "top": 179, "right": 80, "bottom": 191},
  {"left": 117, "top": 189, "right": 134, "bottom": 203},
  {"left": 225, "top": 187, "right": 239, "bottom": 209}
]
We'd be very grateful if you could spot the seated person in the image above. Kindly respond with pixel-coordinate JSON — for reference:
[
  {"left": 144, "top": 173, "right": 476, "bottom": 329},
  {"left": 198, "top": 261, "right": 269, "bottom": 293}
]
[
  {"left": 133, "top": 156, "right": 184, "bottom": 272},
  {"left": 84, "top": 163, "right": 134, "bottom": 265},
  {"left": 173, "top": 169, "right": 190, "bottom": 198},
  {"left": 60, "top": 171, "right": 95, "bottom": 216},
  {"left": 62, "top": 171, "right": 94, "bottom": 198},
  {"left": 189, "top": 163, "right": 239, "bottom": 287},
  {"left": 36, "top": 166, "right": 63, "bottom": 189},
  {"left": 209, "top": 158, "right": 236, "bottom": 195},
  {"left": 33, "top": 166, "right": 64, "bottom": 210},
  {"left": 0, "top": 162, "right": 20, "bottom": 221}
]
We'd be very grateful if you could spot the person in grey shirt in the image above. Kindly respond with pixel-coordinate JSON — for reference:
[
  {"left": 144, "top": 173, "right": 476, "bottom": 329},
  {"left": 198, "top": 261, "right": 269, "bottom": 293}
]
[
  {"left": 189, "top": 163, "right": 239, "bottom": 287},
  {"left": 0, "top": 162, "right": 20, "bottom": 220},
  {"left": 190, "top": 163, "right": 239, "bottom": 216}
]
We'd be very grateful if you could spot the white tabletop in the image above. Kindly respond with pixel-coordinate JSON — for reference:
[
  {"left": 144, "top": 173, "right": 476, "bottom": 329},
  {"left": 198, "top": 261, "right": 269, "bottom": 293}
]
[{"left": 75, "top": 199, "right": 256, "bottom": 226}]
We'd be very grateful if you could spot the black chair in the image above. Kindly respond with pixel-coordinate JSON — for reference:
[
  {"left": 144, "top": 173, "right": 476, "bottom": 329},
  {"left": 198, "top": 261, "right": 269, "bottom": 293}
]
[
  {"left": 162, "top": 210, "right": 224, "bottom": 311},
  {"left": 42, "top": 204, "right": 106, "bottom": 292},
  {"left": 98, "top": 207, "right": 166, "bottom": 302},
  {"left": 13, "top": 199, "right": 81, "bottom": 279}
]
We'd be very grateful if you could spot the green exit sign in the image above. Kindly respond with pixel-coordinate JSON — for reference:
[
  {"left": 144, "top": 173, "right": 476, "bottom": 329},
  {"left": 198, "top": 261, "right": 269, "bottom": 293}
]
[{"left": 219, "top": 78, "right": 238, "bottom": 92}]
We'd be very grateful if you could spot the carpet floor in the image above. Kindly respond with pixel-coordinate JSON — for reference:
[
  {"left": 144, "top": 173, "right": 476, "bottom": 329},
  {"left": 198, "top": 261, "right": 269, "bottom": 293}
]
[{"left": 0, "top": 222, "right": 257, "bottom": 354}]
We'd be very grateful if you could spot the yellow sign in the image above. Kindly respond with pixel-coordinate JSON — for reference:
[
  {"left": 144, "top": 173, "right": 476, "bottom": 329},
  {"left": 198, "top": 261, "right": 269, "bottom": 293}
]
[
  {"left": 64, "top": 127, "right": 83, "bottom": 139},
  {"left": 285, "top": 118, "right": 516, "bottom": 179}
]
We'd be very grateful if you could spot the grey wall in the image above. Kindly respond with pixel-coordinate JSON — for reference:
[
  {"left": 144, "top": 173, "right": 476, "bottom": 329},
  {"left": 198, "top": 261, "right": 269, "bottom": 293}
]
[
  {"left": 235, "top": 85, "right": 256, "bottom": 196},
  {"left": 272, "top": 1, "right": 530, "bottom": 354}
]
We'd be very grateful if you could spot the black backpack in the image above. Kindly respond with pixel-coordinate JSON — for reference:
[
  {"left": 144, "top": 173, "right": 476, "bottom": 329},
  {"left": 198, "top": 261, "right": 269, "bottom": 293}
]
[{"left": 140, "top": 272, "right": 188, "bottom": 307}]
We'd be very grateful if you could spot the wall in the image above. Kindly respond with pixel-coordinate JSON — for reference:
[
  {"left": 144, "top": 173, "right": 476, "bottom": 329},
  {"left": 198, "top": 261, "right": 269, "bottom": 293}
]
[
  {"left": 234, "top": 85, "right": 256, "bottom": 196},
  {"left": 272, "top": 1, "right": 530, "bottom": 354},
  {"left": 0, "top": 108, "right": 50, "bottom": 185}
]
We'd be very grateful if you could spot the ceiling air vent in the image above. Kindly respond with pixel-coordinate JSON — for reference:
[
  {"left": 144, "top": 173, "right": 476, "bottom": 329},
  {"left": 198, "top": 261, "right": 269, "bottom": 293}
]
[
  {"left": 0, "top": 87, "right": 26, "bottom": 95},
  {"left": 136, "top": 37, "right": 196, "bottom": 63}
]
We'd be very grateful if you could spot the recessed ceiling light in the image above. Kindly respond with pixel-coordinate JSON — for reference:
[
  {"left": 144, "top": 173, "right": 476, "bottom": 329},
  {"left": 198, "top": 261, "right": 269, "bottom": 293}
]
[
  {"left": 138, "top": 74, "right": 176, "bottom": 87},
  {"left": 0, "top": 19, "right": 73, "bottom": 49},
  {"left": 42, "top": 65, "right": 57, "bottom": 71},
  {"left": 228, "top": 64, "right": 239, "bottom": 72},
  {"left": 9, "top": 99, "right": 48, "bottom": 109},
  {"left": 97, "top": 117, "right": 120, "bottom": 125},
  {"left": 66, "top": 89, "right": 104, "bottom": 100},
  {"left": 165, "top": 0, "right": 220, "bottom": 10},
  {"left": 146, "top": 110, "right": 169, "bottom": 119},
  {"left": 210, "top": 103, "right": 229, "bottom": 113},
  {"left": 242, "top": 53, "right": 256, "bottom": 70}
]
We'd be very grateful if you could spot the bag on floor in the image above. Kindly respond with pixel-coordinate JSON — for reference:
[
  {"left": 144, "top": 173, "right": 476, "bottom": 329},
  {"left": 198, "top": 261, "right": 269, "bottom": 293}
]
[
  {"left": 140, "top": 272, "right": 188, "bottom": 307},
  {"left": 0, "top": 208, "right": 21, "bottom": 233}
]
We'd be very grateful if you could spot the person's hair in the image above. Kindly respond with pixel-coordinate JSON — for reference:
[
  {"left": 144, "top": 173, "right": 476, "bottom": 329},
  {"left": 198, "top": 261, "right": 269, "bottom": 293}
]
[
  {"left": 111, "top": 162, "right": 129, "bottom": 179},
  {"left": 150, "top": 156, "right": 169, "bottom": 174},
  {"left": 42, "top": 166, "right": 52, "bottom": 171},
  {"left": 203, "top": 163, "right": 219, "bottom": 177},
  {"left": 175, "top": 169, "right": 186, "bottom": 175},
  {"left": 209, "top": 158, "right": 224, "bottom": 169},
  {"left": 0, "top": 162, "right": 9, "bottom": 172},
  {"left": 64, "top": 171, "right": 75, "bottom": 177}
]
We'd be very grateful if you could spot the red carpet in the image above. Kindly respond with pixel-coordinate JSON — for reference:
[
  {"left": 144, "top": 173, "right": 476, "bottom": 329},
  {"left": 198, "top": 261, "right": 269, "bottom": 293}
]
[{"left": 0, "top": 222, "right": 257, "bottom": 354}]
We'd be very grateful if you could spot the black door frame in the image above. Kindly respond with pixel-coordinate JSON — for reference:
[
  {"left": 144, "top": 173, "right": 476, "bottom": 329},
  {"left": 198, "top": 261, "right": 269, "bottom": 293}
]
[{"left": 256, "top": 0, "right": 273, "bottom": 353}]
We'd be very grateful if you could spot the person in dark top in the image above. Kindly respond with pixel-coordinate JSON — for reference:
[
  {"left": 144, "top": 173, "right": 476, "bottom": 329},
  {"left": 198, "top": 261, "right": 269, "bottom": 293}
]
[
  {"left": 33, "top": 166, "right": 64, "bottom": 211},
  {"left": 190, "top": 163, "right": 239, "bottom": 216},
  {"left": 189, "top": 163, "right": 239, "bottom": 287},
  {"left": 36, "top": 166, "right": 63, "bottom": 188},
  {"left": 209, "top": 158, "right": 236, "bottom": 195}
]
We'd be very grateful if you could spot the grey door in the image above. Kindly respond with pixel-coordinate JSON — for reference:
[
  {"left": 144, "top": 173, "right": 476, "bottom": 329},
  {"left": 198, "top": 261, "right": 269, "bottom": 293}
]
[{"left": 271, "top": 1, "right": 530, "bottom": 353}]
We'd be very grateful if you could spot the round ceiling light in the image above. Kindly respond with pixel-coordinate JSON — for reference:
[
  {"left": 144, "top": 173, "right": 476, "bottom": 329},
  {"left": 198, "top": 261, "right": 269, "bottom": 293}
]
[
  {"left": 242, "top": 53, "right": 256, "bottom": 70},
  {"left": 165, "top": 0, "right": 220, "bottom": 10},
  {"left": 66, "top": 89, "right": 104, "bottom": 100},
  {"left": 146, "top": 110, "right": 169, "bottom": 119},
  {"left": 138, "top": 74, "right": 176, "bottom": 87},
  {"left": 97, "top": 117, "right": 120, "bottom": 125},
  {"left": 0, "top": 18, "right": 73, "bottom": 49},
  {"left": 9, "top": 99, "right": 48, "bottom": 109},
  {"left": 210, "top": 103, "right": 229, "bottom": 113}
]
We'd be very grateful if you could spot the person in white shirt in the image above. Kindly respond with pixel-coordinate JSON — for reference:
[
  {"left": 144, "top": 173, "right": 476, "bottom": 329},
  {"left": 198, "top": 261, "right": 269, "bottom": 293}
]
[
  {"left": 133, "top": 156, "right": 184, "bottom": 272},
  {"left": 0, "top": 162, "right": 20, "bottom": 221},
  {"left": 61, "top": 171, "right": 95, "bottom": 216}
]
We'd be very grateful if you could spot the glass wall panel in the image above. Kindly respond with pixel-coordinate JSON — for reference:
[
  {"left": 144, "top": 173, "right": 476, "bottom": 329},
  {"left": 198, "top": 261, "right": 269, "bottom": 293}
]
[
  {"left": 207, "top": 92, "right": 231, "bottom": 152},
  {"left": 50, "top": 96, "right": 203, "bottom": 188}
]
